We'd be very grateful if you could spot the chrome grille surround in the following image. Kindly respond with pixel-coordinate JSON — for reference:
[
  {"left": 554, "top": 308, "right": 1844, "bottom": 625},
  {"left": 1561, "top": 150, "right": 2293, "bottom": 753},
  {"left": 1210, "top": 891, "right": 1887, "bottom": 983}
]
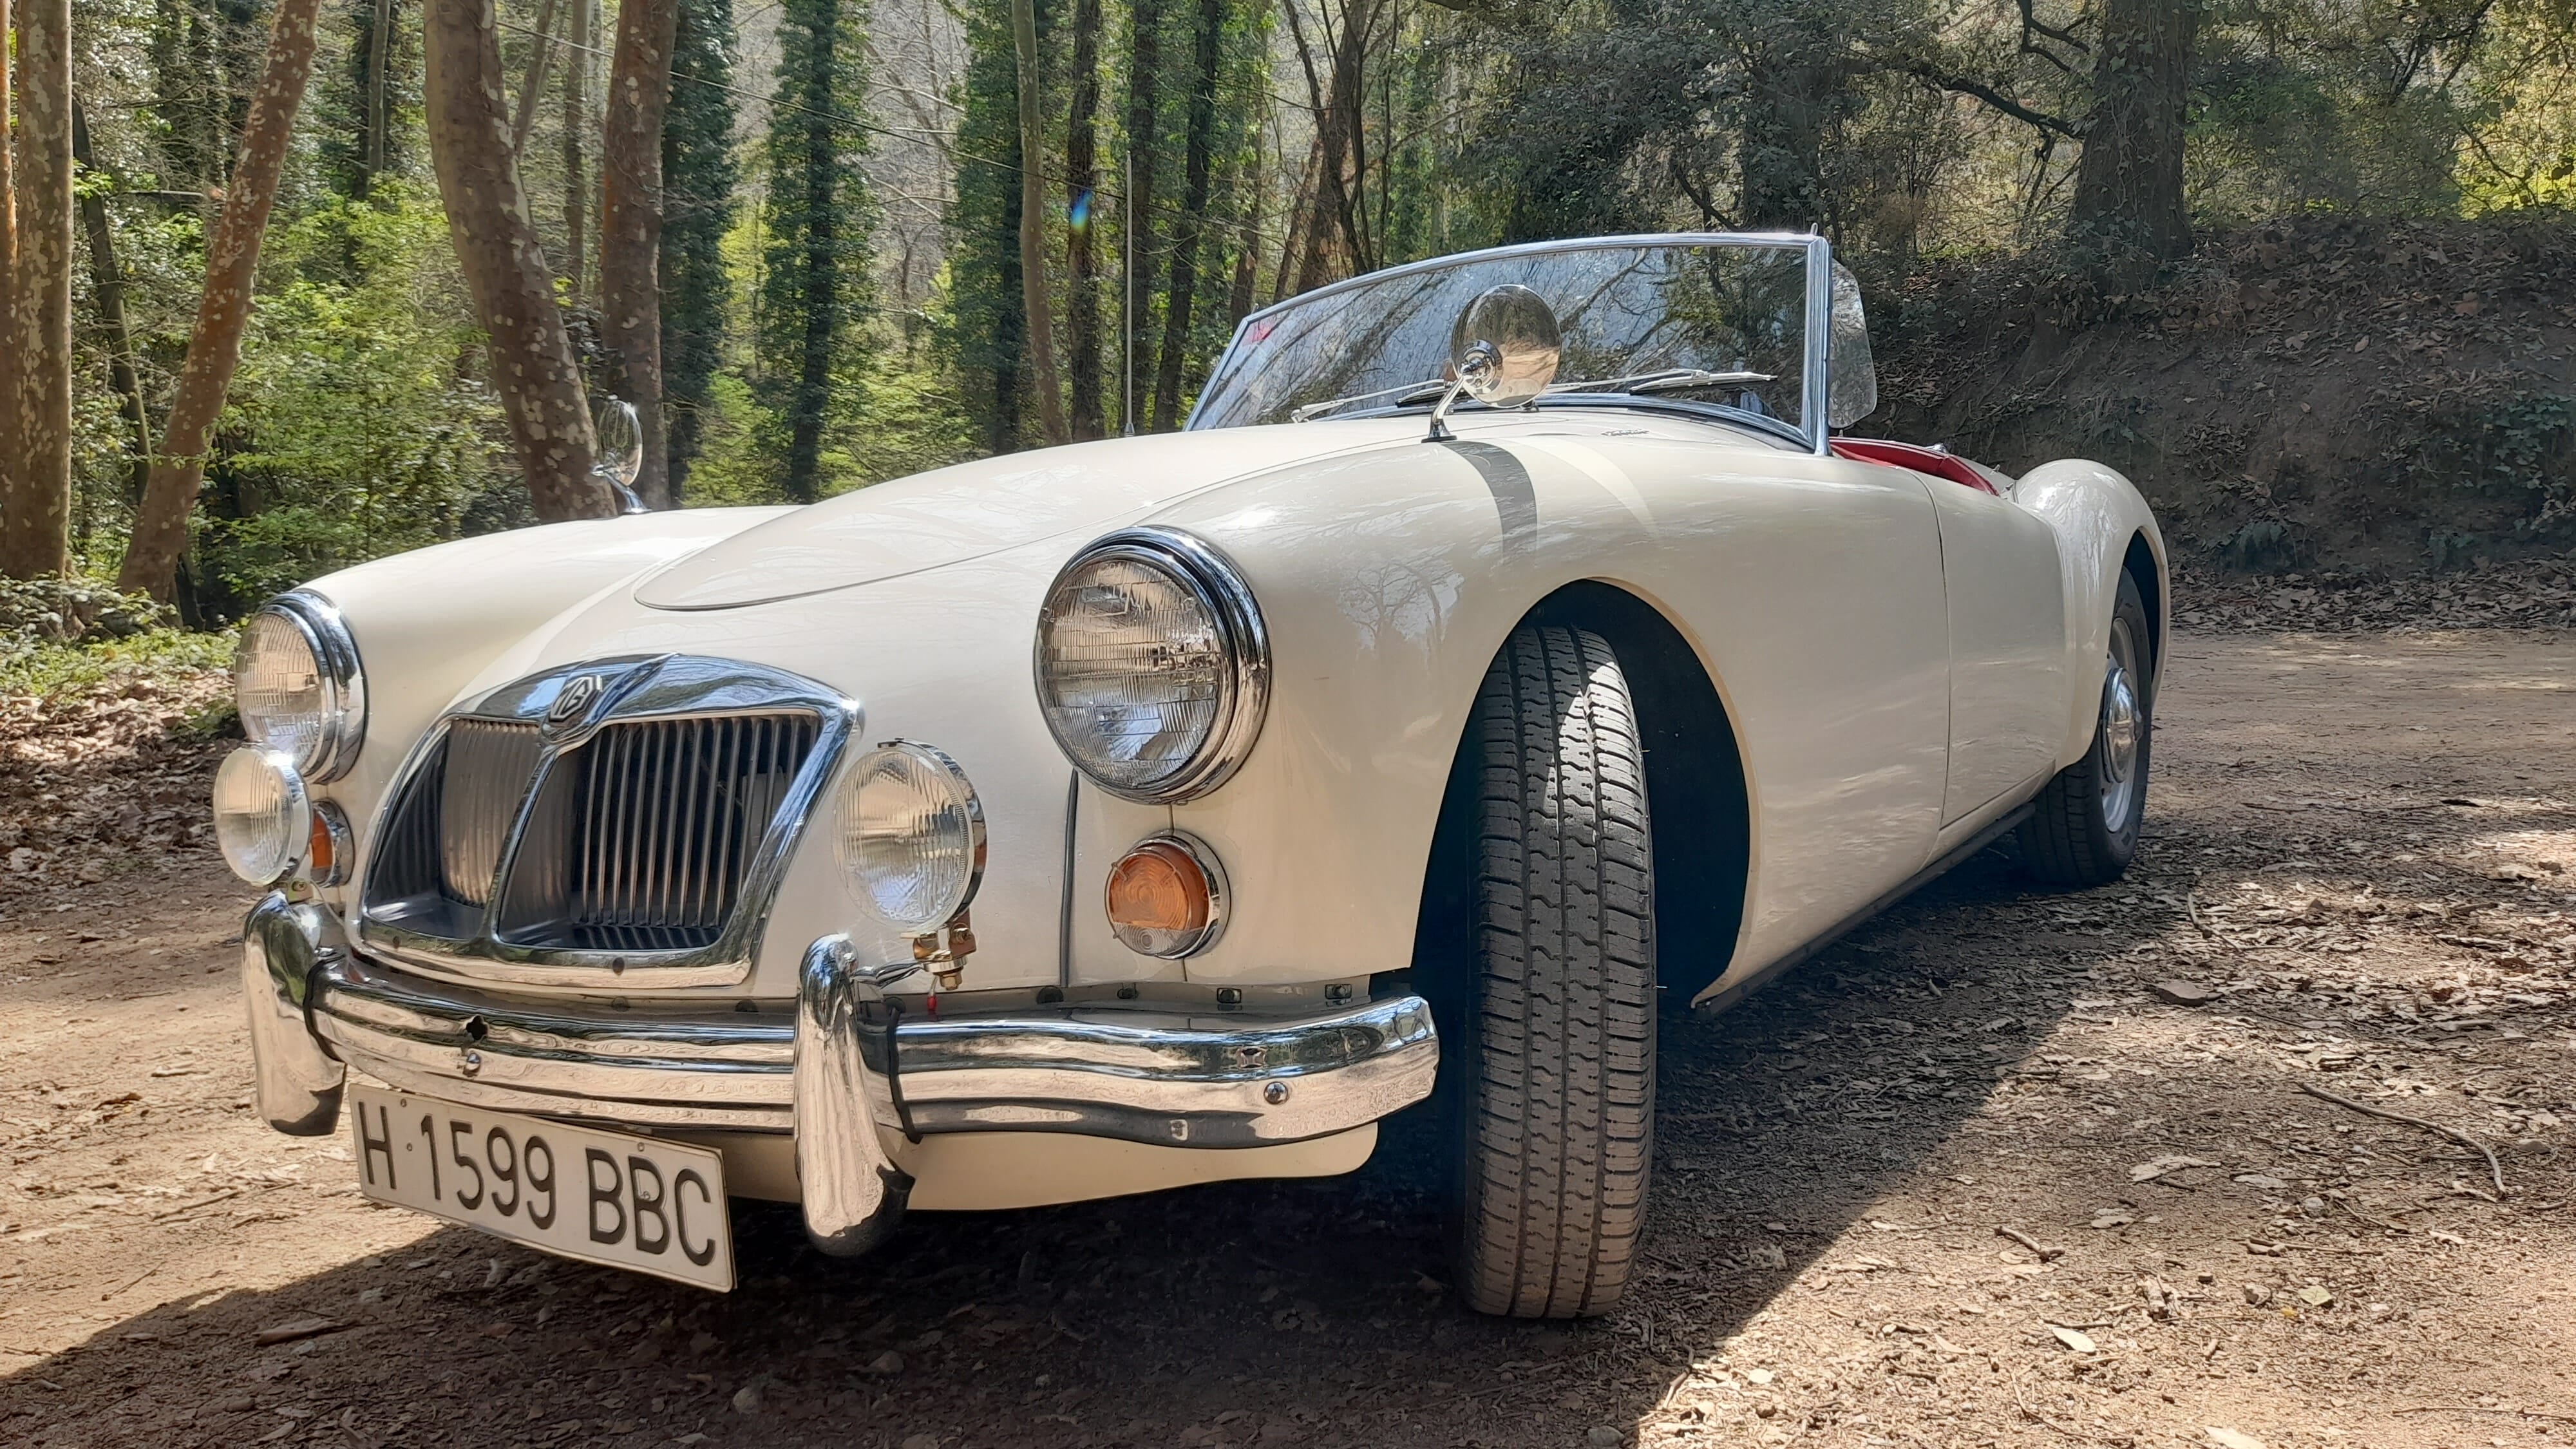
[{"left": 357, "top": 655, "right": 857, "bottom": 989}]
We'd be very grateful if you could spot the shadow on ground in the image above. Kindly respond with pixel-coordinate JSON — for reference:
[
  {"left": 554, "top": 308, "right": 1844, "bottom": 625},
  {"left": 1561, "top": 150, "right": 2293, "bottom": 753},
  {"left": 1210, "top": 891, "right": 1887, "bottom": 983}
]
[{"left": 0, "top": 840, "right": 2135, "bottom": 1449}]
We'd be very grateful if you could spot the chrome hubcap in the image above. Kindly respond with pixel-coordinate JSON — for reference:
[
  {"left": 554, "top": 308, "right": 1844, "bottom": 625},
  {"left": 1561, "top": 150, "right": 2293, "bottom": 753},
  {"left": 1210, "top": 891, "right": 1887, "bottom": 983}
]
[{"left": 2098, "top": 624, "right": 2143, "bottom": 830}]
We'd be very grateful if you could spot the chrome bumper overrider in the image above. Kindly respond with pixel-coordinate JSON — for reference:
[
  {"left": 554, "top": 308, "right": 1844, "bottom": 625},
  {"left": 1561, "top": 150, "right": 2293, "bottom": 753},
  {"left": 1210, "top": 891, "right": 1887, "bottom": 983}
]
[{"left": 241, "top": 895, "right": 1439, "bottom": 1255}]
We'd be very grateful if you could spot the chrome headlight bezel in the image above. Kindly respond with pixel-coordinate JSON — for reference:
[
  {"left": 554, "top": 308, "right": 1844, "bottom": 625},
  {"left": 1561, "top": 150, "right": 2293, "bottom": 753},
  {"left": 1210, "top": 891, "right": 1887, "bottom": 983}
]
[
  {"left": 1033, "top": 527, "right": 1270, "bottom": 804},
  {"left": 235, "top": 590, "right": 366, "bottom": 784}
]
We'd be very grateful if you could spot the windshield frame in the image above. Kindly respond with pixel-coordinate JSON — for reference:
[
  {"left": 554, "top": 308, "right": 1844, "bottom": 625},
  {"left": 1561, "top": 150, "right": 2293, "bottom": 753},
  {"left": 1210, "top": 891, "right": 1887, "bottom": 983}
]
[{"left": 1186, "top": 232, "right": 1839, "bottom": 454}]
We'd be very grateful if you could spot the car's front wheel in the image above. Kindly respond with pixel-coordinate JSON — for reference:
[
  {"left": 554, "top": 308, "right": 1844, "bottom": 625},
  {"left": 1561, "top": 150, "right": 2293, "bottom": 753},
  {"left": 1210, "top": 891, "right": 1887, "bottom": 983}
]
[
  {"left": 2019, "top": 570, "right": 2154, "bottom": 886},
  {"left": 1451, "top": 624, "right": 1654, "bottom": 1319}
]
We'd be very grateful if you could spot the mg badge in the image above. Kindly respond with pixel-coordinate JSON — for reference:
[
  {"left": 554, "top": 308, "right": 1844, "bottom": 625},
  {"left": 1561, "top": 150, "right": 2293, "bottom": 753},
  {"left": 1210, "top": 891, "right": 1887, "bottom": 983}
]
[{"left": 544, "top": 674, "right": 603, "bottom": 733}]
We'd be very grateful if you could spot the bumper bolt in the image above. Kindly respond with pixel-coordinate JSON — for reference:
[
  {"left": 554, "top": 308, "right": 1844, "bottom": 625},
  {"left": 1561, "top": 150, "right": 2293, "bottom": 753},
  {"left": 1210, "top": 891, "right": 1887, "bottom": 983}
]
[{"left": 1263, "top": 1081, "right": 1290, "bottom": 1105}]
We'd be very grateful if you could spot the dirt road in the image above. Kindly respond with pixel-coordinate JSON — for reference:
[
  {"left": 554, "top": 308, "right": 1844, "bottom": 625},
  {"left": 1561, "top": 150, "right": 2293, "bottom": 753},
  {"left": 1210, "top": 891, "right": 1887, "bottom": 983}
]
[{"left": 5, "top": 629, "right": 2574, "bottom": 1449}]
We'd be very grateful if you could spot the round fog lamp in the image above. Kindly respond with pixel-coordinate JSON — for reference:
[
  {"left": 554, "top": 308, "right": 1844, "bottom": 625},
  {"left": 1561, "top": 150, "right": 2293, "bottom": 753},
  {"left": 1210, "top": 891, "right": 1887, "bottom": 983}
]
[
  {"left": 1106, "top": 833, "right": 1227, "bottom": 959},
  {"left": 212, "top": 747, "right": 310, "bottom": 884},
  {"left": 840, "top": 743, "right": 985, "bottom": 936}
]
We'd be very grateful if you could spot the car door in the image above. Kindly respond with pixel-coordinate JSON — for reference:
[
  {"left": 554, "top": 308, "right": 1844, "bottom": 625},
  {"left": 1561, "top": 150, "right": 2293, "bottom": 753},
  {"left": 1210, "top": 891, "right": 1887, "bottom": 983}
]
[{"left": 1923, "top": 476, "right": 2069, "bottom": 824}]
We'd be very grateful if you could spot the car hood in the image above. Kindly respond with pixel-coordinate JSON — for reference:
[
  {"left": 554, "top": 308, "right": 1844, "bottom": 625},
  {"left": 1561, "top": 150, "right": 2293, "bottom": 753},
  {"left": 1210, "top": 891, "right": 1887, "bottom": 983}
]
[{"left": 632, "top": 425, "right": 1408, "bottom": 610}]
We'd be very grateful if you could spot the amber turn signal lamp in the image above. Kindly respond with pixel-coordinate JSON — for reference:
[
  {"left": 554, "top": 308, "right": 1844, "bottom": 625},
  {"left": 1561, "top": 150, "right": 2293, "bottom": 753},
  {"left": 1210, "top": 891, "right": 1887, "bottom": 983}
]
[
  {"left": 306, "top": 800, "right": 352, "bottom": 887},
  {"left": 1104, "top": 833, "right": 1227, "bottom": 959}
]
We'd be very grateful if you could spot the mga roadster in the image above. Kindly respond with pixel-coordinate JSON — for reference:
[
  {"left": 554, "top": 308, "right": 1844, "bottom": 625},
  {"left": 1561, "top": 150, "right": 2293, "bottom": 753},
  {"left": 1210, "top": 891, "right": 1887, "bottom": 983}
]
[{"left": 220, "top": 233, "right": 2164, "bottom": 1318}]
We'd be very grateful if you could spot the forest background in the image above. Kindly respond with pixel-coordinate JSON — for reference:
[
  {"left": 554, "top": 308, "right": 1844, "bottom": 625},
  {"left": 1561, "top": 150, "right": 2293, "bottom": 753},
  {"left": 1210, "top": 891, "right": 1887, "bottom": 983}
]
[{"left": 0, "top": 0, "right": 2573, "bottom": 641}]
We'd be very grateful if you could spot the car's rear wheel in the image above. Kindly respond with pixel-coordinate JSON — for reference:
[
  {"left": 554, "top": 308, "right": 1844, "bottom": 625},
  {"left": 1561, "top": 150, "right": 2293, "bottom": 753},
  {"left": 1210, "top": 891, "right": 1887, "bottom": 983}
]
[
  {"left": 1452, "top": 624, "right": 1654, "bottom": 1319},
  {"left": 2019, "top": 571, "right": 2154, "bottom": 886}
]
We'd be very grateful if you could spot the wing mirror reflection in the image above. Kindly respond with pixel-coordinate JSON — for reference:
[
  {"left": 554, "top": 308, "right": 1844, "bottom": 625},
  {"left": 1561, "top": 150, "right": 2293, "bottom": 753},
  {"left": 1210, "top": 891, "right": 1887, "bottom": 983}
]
[
  {"left": 1428, "top": 284, "right": 1562, "bottom": 442},
  {"left": 593, "top": 398, "right": 647, "bottom": 515}
]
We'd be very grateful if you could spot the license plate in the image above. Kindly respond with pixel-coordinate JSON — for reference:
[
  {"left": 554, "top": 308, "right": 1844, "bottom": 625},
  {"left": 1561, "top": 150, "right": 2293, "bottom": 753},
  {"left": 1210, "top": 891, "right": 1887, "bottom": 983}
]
[{"left": 346, "top": 1085, "right": 734, "bottom": 1291}]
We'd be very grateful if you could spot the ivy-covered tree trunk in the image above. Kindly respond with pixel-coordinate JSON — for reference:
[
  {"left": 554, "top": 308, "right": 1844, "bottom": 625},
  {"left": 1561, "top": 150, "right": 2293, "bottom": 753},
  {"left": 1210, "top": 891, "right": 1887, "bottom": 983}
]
[
  {"left": 2069, "top": 0, "right": 2197, "bottom": 282},
  {"left": 423, "top": 0, "right": 607, "bottom": 522},
  {"left": 1122, "top": 0, "right": 1161, "bottom": 430},
  {"left": 1011, "top": 0, "right": 1067, "bottom": 444},
  {"left": 600, "top": 0, "right": 681, "bottom": 506},
  {"left": 71, "top": 104, "right": 153, "bottom": 502},
  {"left": 659, "top": 0, "right": 736, "bottom": 500},
  {"left": 117, "top": 0, "right": 328, "bottom": 600},
  {"left": 564, "top": 0, "right": 594, "bottom": 303},
  {"left": 320, "top": 0, "right": 410, "bottom": 196},
  {"left": 3, "top": 0, "right": 75, "bottom": 580},
  {"left": 950, "top": 0, "right": 1027, "bottom": 453},
  {"left": 0, "top": 0, "right": 18, "bottom": 538},
  {"left": 1063, "top": 0, "right": 1105, "bottom": 440},
  {"left": 1149, "top": 0, "right": 1224, "bottom": 430},
  {"left": 760, "top": 0, "right": 874, "bottom": 501}
]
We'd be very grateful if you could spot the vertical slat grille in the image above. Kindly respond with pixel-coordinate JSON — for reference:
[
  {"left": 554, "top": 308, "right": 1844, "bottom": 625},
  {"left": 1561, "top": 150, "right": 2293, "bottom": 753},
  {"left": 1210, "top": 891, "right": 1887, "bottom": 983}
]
[
  {"left": 557, "top": 712, "right": 819, "bottom": 952},
  {"left": 439, "top": 720, "right": 545, "bottom": 906}
]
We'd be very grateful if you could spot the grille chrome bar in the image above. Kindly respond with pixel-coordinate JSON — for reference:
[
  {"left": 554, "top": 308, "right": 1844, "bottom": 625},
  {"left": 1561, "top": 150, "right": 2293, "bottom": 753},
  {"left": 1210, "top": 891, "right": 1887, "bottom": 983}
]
[
  {"left": 440, "top": 719, "right": 542, "bottom": 905},
  {"left": 357, "top": 656, "right": 857, "bottom": 990}
]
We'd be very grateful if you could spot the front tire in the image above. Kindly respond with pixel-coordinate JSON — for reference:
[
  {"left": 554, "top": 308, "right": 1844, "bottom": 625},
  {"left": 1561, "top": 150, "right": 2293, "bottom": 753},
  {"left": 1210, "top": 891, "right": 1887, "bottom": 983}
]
[
  {"left": 1452, "top": 625, "right": 1654, "bottom": 1319},
  {"left": 2020, "top": 570, "right": 2153, "bottom": 886}
]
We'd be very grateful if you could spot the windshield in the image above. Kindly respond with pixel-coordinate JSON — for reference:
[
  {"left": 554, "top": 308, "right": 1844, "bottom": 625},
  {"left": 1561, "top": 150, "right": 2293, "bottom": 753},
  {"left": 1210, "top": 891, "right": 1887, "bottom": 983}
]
[{"left": 1188, "top": 235, "right": 1826, "bottom": 440}]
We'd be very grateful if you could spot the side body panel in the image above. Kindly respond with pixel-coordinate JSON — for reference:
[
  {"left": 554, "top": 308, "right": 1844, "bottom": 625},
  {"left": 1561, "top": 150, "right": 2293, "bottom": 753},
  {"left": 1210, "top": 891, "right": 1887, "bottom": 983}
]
[
  {"left": 1922, "top": 479, "right": 2068, "bottom": 824},
  {"left": 2009, "top": 460, "right": 2170, "bottom": 764}
]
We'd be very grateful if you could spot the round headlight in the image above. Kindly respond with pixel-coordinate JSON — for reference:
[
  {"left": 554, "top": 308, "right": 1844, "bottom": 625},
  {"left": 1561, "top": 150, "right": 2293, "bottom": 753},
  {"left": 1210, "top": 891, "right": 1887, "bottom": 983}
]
[
  {"left": 840, "top": 743, "right": 986, "bottom": 936},
  {"left": 1034, "top": 529, "right": 1268, "bottom": 802},
  {"left": 213, "top": 747, "right": 310, "bottom": 884},
  {"left": 235, "top": 592, "right": 365, "bottom": 782}
]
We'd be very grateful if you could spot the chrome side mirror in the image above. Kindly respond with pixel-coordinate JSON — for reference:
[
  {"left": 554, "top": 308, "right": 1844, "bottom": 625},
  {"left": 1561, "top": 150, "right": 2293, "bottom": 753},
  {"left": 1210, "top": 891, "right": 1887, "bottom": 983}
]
[
  {"left": 1826, "top": 263, "right": 1878, "bottom": 430},
  {"left": 1428, "top": 284, "right": 1562, "bottom": 442},
  {"left": 593, "top": 397, "right": 647, "bottom": 513}
]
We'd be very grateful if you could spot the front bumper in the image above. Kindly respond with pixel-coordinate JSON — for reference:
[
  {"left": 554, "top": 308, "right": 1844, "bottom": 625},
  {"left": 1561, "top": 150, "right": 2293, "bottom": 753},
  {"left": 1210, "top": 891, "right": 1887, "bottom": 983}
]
[{"left": 242, "top": 895, "right": 1439, "bottom": 1253}]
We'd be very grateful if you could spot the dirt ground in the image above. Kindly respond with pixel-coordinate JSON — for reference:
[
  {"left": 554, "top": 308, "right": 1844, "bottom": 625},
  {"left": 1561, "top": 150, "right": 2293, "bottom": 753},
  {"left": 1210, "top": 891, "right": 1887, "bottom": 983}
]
[{"left": 4, "top": 625, "right": 2574, "bottom": 1449}]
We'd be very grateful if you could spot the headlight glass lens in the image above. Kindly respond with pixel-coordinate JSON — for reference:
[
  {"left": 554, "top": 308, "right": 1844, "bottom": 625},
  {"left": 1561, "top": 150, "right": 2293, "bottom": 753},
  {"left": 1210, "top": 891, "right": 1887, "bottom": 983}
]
[
  {"left": 1036, "top": 551, "right": 1235, "bottom": 797},
  {"left": 234, "top": 599, "right": 363, "bottom": 781},
  {"left": 840, "top": 743, "right": 985, "bottom": 936},
  {"left": 212, "top": 747, "right": 309, "bottom": 884}
]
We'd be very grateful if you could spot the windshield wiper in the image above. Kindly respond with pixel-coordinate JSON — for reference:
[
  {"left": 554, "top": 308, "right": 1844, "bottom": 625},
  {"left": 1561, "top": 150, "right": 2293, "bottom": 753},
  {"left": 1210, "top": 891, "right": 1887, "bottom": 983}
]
[
  {"left": 1548, "top": 367, "right": 1777, "bottom": 396},
  {"left": 1290, "top": 378, "right": 1451, "bottom": 422}
]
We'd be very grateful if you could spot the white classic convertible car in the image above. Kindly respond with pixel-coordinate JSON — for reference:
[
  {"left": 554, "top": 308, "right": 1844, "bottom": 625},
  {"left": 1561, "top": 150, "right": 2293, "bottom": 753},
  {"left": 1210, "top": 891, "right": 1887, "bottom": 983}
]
[{"left": 220, "top": 233, "right": 2164, "bottom": 1318}]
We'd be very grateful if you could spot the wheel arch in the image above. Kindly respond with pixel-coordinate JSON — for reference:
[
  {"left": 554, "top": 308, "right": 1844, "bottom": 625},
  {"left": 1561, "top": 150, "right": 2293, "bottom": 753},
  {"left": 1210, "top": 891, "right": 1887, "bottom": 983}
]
[
  {"left": 1407, "top": 580, "right": 1752, "bottom": 1012},
  {"left": 2123, "top": 529, "right": 2165, "bottom": 691}
]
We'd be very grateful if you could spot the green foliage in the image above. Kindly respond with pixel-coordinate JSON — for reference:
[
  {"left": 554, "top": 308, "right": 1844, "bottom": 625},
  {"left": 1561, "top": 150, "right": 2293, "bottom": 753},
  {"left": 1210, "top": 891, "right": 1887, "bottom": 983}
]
[
  {"left": 944, "top": 0, "right": 1034, "bottom": 453},
  {"left": 758, "top": 0, "right": 880, "bottom": 502},
  {"left": 663, "top": 0, "right": 741, "bottom": 499},
  {"left": 0, "top": 585, "right": 232, "bottom": 701},
  {"left": 193, "top": 185, "right": 508, "bottom": 604}
]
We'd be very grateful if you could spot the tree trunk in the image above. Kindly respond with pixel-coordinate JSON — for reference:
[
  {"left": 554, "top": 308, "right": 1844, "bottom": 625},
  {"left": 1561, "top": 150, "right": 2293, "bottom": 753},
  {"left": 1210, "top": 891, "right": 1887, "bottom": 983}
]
[
  {"left": 600, "top": 0, "right": 680, "bottom": 506},
  {"left": 0, "top": 0, "right": 18, "bottom": 541},
  {"left": 782, "top": 0, "right": 840, "bottom": 500},
  {"left": 1063, "top": 0, "right": 1104, "bottom": 440},
  {"left": 365, "top": 0, "right": 394, "bottom": 180},
  {"left": 1149, "top": 0, "right": 1222, "bottom": 430},
  {"left": 2069, "top": 0, "right": 2196, "bottom": 283},
  {"left": 71, "top": 103, "right": 153, "bottom": 504},
  {"left": 2, "top": 0, "right": 75, "bottom": 580},
  {"left": 1123, "top": 0, "right": 1159, "bottom": 431},
  {"left": 509, "top": 0, "right": 562, "bottom": 156},
  {"left": 564, "top": 0, "right": 594, "bottom": 304},
  {"left": 423, "top": 0, "right": 607, "bottom": 522},
  {"left": 1011, "top": 0, "right": 1067, "bottom": 444},
  {"left": 658, "top": 0, "right": 737, "bottom": 502},
  {"left": 115, "top": 0, "right": 326, "bottom": 599}
]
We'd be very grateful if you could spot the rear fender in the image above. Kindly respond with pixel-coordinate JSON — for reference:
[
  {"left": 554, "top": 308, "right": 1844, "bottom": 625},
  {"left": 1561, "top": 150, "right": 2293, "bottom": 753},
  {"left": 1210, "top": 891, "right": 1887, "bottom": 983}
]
[{"left": 2009, "top": 461, "right": 2168, "bottom": 768}]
